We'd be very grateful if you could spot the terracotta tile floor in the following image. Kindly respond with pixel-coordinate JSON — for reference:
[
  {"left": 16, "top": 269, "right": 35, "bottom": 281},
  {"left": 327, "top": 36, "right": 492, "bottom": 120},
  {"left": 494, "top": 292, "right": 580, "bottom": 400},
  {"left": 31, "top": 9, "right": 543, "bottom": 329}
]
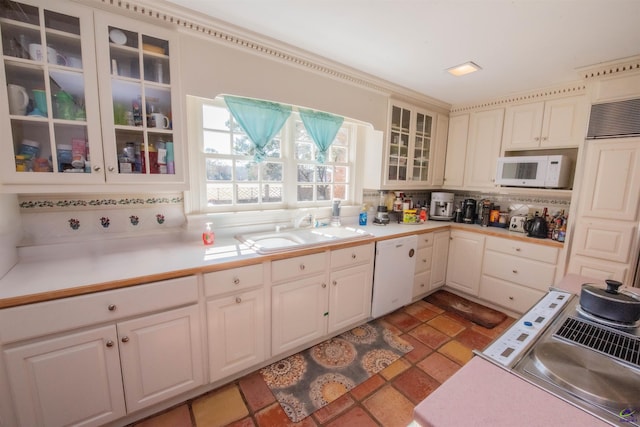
[{"left": 131, "top": 298, "right": 514, "bottom": 427}]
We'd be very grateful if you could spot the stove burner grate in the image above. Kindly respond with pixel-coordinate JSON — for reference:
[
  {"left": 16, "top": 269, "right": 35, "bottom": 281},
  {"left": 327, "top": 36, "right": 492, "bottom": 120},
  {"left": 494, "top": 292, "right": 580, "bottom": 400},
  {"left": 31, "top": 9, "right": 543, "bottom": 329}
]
[{"left": 554, "top": 316, "right": 640, "bottom": 368}]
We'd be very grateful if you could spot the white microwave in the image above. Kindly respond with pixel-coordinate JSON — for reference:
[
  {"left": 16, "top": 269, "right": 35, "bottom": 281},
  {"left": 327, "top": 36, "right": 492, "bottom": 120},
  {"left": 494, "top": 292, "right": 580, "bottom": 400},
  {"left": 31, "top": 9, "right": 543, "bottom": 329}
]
[{"left": 495, "top": 155, "right": 571, "bottom": 188}]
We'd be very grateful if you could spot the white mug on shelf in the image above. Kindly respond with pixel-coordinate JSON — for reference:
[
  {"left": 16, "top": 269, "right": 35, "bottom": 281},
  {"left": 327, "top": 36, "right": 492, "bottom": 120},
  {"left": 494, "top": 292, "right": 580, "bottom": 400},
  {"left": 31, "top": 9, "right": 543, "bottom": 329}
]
[
  {"left": 7, "top": 84, "right": 29, "bottom": 115},
  {"left": 28, "top": 43, "right": 44, "bottom": 61},
  {"left": 150, "top": 113, "right": 170, "bottom": 129}
]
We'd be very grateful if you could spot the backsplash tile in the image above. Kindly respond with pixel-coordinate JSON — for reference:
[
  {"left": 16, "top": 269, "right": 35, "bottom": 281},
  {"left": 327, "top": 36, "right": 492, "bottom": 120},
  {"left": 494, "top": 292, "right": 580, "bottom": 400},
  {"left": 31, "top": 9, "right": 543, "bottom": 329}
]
[{"left": 18, "top": 193, "right": 185, "bottom": 246}]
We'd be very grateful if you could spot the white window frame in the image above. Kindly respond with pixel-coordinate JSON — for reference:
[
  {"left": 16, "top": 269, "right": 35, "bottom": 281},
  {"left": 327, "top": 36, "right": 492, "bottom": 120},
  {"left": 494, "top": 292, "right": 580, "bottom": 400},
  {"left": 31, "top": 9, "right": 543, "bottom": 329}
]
[{"left": 186, "top": 95, "right": 358, "bottom": 214}]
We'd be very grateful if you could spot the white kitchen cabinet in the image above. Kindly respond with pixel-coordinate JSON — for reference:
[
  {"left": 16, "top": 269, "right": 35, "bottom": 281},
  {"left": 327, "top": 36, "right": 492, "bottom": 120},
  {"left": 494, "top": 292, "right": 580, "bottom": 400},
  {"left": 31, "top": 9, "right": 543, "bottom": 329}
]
[
  {"left": 364, "top": 100, "right": 440, "bottom": 189},
  {"left": 443, "top": 114, "right": 469, "bottom": 187},
  {"left": 567, "top": 137, "right": 640, "bottom": 283},
  {"left": 430, "top": 230, "right": 450, "bottom": 289},
  {"left": 271, "top": 244, "right": 373, "bottom": 355},
  {"left": 464, "top": 108, "right": 504, "bottom": 189},
  {"left": 446, "top": 230, "right": 485, "bottom": 296},
  {"left": 502, "top": 96, "right": 588, "bottom": 150},
  {"left": 431, "top": 113, "right": 449, "bottom": 186},
  {"left": 412, "top": 233, "right": 433, "bottom": 299},
  {"left": 0, "top": 0, "right": 186, "bottom": 191},
  {"left": 204, "top": 263, "right": 267, "bottom": 383},
  {"left": 0, "top": 276, "right": 203, "bottom": 427},
  {"left": 480, "top": 236, "right": 558, "bottom": 313}
]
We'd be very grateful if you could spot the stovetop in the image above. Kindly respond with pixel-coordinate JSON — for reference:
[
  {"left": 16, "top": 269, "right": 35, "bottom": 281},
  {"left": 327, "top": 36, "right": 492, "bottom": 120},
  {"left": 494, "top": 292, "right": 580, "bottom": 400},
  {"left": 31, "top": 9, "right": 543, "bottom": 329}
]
[{"left": 480, "top": 289, "right": 640, "bottom": 426}]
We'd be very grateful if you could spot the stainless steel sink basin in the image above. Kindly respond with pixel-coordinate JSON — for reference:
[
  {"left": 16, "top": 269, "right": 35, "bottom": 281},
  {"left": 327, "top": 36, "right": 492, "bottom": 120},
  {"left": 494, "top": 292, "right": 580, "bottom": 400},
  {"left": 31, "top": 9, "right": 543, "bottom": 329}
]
[{"left": 236, "top": 226, "right": 373, "bottom": 254}]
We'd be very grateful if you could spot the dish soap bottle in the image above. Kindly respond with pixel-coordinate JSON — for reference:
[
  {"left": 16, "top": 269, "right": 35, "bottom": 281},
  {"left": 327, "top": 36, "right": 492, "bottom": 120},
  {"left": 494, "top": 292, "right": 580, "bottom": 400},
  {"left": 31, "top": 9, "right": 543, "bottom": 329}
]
[
  {"left": 202, "top": 222, "right": 215, "bottom": 246},
  {"left": 359, "top": 204, "right": 368, "bottom": 226}
]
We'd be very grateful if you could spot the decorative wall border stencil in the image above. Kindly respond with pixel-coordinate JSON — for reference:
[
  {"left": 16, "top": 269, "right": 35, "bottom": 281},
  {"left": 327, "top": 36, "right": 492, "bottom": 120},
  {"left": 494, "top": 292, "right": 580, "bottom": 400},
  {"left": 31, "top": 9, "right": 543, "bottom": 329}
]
[{"left": 18, "top": 193, "right": 183, "bottom": 211}]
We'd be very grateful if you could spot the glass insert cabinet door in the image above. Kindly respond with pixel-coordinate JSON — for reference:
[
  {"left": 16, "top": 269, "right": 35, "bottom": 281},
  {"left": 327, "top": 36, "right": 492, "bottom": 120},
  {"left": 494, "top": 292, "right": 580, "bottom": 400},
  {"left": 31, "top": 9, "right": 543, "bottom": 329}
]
[
  {"left": 0, "top": 0, "right": 102, "bottom": 182},
  {"left": 386, "top": 102, "right": 435, "bottom": 185},
  {"left": 95, "top": 11, "right": 180, "bottom": 181}
]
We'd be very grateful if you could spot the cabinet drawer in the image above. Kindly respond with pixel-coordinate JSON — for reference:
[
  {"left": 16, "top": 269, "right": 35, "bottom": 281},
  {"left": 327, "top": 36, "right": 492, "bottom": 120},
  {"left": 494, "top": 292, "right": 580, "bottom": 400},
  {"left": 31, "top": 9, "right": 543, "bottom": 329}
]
[
  {"left": 480, "top": 275, "right": 545, "bottom": 314},
  {"left": 485, "top": 236, "right": 558, "bottom": 264},
  {"left": 417, "top": 233, "right": 435, "bottom": 249},
  {"left": 271, "top": 252, "right": 327, "bottom": 283},
  {"left": 414, "top": 246, "right": 433, "bottom": 274},
  {"left": 0, "top": 276, "right": 198, "bottom": 344},
  {"left": 483, "top": 251, "right": 556, "bottom": 291},
  {"left": 330, "top": 243, "right": 373, "bottom": 270},
  {"left": 413, "top": 271, "right": 431, "bottom": 298},
  {"left": 204, "top": 263, "right": 264, "bottom": 297}
]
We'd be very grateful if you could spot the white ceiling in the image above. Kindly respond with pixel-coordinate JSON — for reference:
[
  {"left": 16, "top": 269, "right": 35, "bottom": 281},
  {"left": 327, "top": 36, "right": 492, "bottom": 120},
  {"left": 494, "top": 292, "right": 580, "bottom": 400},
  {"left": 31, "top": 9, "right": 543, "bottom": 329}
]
[{"left": 163, "top": 0, "right": 640, "bottom": 106}]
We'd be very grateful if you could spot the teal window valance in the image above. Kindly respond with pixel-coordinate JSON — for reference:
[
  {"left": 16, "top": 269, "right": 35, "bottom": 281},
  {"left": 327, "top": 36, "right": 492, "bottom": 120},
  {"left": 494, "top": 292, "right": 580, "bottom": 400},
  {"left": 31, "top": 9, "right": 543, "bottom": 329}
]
[
  {"left": 224, "top": 96, "right": 292, "bottom": 162},
  {"left": 299, "top": 108, "right": 344, "bottom": 163}
]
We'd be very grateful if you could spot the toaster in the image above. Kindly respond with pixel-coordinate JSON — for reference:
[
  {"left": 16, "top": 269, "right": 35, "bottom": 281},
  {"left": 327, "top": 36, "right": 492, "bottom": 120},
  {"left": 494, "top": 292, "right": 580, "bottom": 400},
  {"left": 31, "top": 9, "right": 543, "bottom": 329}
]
[{"left": 509, "top": 215, "right": 527, "bottom": 233}]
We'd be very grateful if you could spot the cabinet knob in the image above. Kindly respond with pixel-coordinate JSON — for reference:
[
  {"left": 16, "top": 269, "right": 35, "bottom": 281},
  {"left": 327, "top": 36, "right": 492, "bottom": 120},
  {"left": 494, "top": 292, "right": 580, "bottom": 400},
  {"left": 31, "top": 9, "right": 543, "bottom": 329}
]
[
  {"left": 108, "top": 165, "right": 115, "bottom": 172},
  {"left": 233, "top": 277, "right": 240, "bottom": 285},
  {"left": 106, "top": 340, "right": 114, "bottom": 348},
  {"left": 542, "top": 136, "right": 548, "bottom": 141},
  {"left": 509, "top": 296, "right": 514, "bottom": 300},
  {"left": 515, "top": 247, "right": 521, "bottom": 252},
  {"left": 93, "top": 165, "right": 101, "bottom": 172},
  {"left": 333, "top": 280, "right": 337, "bottom": 286},
  {"left": 299, "top": 263, "right": 305, "bottom": 271},
  {"left": 121, "top": 336, "right": 130, "bottom": 343},
  {"left": 108, "top": 304, "right": 116, "bottom": 311},
  {"left": 534, "top": 137, "right": 540, "bottom": 141},
  {"left": 235, "top": 297, "right": 242, "bottom": 304},
  {"left": 420, "top": 283, "right": 425, "bottom": 288},
  {"left": 322, "top": 283, "right": 327, "bottom": 288},
  {"left": 512, "top": 269, "right": 518, "bottom": 274},
  {"left": 351, "top": 253, "right": 357, "bottom": 259},
  {"left": 422, "top": 258, "right": 427, "bottom": 263}
]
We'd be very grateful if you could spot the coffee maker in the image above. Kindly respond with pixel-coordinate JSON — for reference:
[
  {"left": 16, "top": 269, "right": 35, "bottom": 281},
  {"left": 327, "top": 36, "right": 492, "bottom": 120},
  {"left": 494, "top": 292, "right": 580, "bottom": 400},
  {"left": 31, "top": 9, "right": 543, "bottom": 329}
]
[
  {"left": 429, "top": 192, "right": 455, "bottom": 221},
  {"left": 462, "top": 199, "right": 477, "bottom": 224}
]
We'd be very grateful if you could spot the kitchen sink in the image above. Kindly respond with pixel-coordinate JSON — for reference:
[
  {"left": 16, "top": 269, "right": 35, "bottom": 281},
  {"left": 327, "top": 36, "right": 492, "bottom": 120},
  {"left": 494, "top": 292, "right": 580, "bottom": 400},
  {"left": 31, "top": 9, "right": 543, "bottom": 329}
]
[{"left": 236, "top": 226, "right": 373, "bottom": 254}]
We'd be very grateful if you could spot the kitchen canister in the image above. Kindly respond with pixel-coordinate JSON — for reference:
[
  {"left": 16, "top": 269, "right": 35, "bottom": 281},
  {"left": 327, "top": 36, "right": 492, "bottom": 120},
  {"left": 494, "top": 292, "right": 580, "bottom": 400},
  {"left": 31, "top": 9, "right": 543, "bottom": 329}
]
[
  {"left": 57, "top": 144, "right": 73, "bottom": 171},
  {"left": 19, "top": 139, "right": 40, "bottom": 158}
]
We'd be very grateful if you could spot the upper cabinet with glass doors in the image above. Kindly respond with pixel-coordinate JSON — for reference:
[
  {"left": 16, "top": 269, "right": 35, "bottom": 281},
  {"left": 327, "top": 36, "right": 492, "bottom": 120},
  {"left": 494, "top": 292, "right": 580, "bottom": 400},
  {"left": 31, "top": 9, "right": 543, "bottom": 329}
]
[
  {"left": 93, "top": 11, "right": 183, "bottom": 185},
  {"left": 385, "top": 101, "right": 437, "bottom": 188},
  {"left": 0, "top": 0, "right": 104, "bottom": 185},
  {"left": 0, "top": 1, "right": 185, "bottom": 191}
]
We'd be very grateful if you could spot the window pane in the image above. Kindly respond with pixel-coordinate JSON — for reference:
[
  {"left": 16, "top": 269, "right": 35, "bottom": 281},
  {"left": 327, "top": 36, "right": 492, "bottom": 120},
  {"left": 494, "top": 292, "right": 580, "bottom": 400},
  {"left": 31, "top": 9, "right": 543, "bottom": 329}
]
[
  {"left": 235, "top": 160, "right": 259, "bottom": 181},
  {"left": 333, "top": 127, "right": 349, "bottom": 145},
  {"left": 204, "top": 130, "right": 231, "bottom": 154},
  {"left": 264, "top": 138, "right": 282, "bottom": 158},
  {"left": 297, "top": 184, "right": 313, "bottom": 201},
  {"left": 206, "top": 158, "right": 232, "bottom": 181},
  {"left": 297, "top": 164, "right": 314, "bottom": 182},
  {"left": 317, "top": 184, "right": 331, "bottom": 201},
  {"left": 203, "top": 105, "right": 231, "bottom": 130},
  {"left": 331, "top": 145, "right": 347, "bottom": 163},
  {"left": 333, "top": 184, "right": 347, "bottom": 200},
  {"left": 334, "top": 166, "right": 348, "bottom": 183},
  {"left": 237, "top": 184, "right": 260, "bottom": 204},
  {"left": 295, "top": 121, "right": 312, "bottom": 141},
  {"left": 206, "top": 183, "right": 233, "bottom": 205},
  {"left": 263, "top": 162, "right": 282, "bottom": 181},
  {"left": 263, "top": 183, "right": 283, "bottom": 203},
  {"left": 316, "top": 165, "right": 332, "bottom": 183},
  {"left": 295, "top": 142, "right": 314, "bottom": 161},
  {"left": 233, "top": 134, "right": 253, "bottom": 156}
]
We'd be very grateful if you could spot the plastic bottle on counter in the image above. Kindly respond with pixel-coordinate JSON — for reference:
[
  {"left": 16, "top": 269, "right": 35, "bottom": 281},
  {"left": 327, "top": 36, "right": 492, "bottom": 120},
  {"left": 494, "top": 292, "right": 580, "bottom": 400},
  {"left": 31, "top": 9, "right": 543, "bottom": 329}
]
[
  {"left": 359, "top": 204, "right": 368, "bottom": 226},
  {"left": 202, "top": 222, "right": 215, "bottom": 246}
]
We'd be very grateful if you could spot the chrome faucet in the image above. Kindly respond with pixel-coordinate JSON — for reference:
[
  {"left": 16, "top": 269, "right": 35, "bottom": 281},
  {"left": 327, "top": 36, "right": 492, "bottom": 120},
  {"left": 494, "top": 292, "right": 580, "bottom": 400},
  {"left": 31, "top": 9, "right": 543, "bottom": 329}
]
[{"left": 295, "top": 213, "right": 314, "bottom": 228}]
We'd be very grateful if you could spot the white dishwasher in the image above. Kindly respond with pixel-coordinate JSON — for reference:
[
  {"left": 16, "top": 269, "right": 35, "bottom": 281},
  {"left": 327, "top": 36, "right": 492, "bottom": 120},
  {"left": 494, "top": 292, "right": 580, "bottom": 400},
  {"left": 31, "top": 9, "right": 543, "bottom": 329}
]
[{"left": 371, "top": 235, "right": 417, "bottom": 318}]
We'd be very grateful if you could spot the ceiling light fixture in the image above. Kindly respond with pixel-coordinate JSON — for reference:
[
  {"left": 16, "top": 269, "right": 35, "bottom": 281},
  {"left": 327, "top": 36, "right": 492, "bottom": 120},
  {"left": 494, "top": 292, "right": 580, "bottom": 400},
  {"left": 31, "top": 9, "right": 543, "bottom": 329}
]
[{"left": 446, "top": 61, "right": 482, "bottom": 77}]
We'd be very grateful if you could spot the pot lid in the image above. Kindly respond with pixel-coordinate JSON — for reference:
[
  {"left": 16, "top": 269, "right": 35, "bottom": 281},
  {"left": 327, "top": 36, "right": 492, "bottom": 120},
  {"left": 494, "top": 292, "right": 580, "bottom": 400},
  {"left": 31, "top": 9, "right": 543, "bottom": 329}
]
[{"left": 581, "top": 280, "right": 640, "bottom": 304}]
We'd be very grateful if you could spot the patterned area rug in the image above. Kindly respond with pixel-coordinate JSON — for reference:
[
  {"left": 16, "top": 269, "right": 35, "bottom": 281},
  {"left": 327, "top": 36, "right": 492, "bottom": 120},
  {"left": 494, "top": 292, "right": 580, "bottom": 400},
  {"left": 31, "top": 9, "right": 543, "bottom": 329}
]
[
  {"left": 260, "top": 321, "right": 413, "bottom": 422},
  {"left": 424, "top": 290, "right": 507, "bottom": 328}
]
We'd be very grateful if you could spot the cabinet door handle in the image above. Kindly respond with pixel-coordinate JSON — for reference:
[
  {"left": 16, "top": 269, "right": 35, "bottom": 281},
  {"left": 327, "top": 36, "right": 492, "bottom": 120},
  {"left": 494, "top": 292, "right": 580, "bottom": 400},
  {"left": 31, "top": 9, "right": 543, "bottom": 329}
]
[
  {"left": 422, "top": 258, "right": 427, "bottom": 263},
  {"left": 108, "top": 165, "right": 115, "bottom": 172},
  {"left": 108, "top": 304, "right": 116, "bottom": 311},
  {"left": 512, "top": 269, "right": 518, "bottom": 274},
  {"left": 509, "top": 296, "right": 514, "bottom": 300},
  {"left": 333, "top": 280, "right": 337, "bottom": 286},
  {"left": 420, "top": 283, "right": 425, "bottom": 288},
  {"left": 514, "top": 247, "right": 521, "bottom": 252},
  {"left": 542, "top": 136, "right": 548, "bottom": 141},
  {"left": 235, "top": 297, "right": 242, "bottom": 304},
  {"left": 106, "top": 340, "right": 114, "bottom": 348},
  {"left": 93, "top": 165, "right": 102, "bottom": 172},
  {"left": 351, "top": 253, "right": 357, "bottom": 259},
  {"left": 233, "top": 277, "right": 240, "bottom": 285},
  {"left": 534, "top": 136, "right": 540, "bottom": 141},
  {"left": 299, "top": 263, "right": 306, "bottom": 271},
  {"left": 322, "top": 283, "right": 327, "bottom": 288},
  {"left": 121, "top": 336, "right": 130, "bottom": 343}
]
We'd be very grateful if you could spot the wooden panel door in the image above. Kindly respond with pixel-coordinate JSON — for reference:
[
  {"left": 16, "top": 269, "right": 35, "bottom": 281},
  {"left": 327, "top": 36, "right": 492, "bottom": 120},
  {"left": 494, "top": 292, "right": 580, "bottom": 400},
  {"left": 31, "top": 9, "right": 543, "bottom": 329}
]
[
  {"left": 464, "top": 108, "right": 504, "bottom": 188},
  {"left": 3, "top": 325, "right": 125, "bottom": 427},
  {"left": 446, "top": 231, "right": 485, "bottom": 296},
  {"left": 118, "top": 305, "right": 204, "bottom": 413},
  {"left": 443, "top": 114, "right": 469, "bottom": 187},
  {"left": 328, "top": 264, "right": 373, "bottom": 333}
]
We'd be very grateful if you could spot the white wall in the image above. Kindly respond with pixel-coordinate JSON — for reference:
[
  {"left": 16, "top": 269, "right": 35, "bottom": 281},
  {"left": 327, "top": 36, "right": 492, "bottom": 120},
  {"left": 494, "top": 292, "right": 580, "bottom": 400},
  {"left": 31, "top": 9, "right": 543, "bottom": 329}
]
[{"left": 0, "top": 194, "right": 20, "bottom": 277}]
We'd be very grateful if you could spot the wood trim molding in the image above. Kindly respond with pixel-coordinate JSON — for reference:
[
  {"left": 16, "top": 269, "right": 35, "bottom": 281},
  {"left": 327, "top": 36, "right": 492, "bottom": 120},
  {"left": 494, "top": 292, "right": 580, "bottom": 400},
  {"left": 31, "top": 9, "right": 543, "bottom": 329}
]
[{"left": 578, "top": 55, "right": 640, "bottom": 80}]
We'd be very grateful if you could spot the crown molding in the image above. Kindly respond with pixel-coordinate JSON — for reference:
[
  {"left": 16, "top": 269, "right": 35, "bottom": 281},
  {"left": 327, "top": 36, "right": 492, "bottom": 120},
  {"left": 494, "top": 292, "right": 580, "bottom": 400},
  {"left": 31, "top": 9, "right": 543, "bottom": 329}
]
[
  {"left": 86, "top": 0, "right": 451, "bottom": 112},
  {"left": 577, "top": 55, "right": 640, "bottom": 80}
]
